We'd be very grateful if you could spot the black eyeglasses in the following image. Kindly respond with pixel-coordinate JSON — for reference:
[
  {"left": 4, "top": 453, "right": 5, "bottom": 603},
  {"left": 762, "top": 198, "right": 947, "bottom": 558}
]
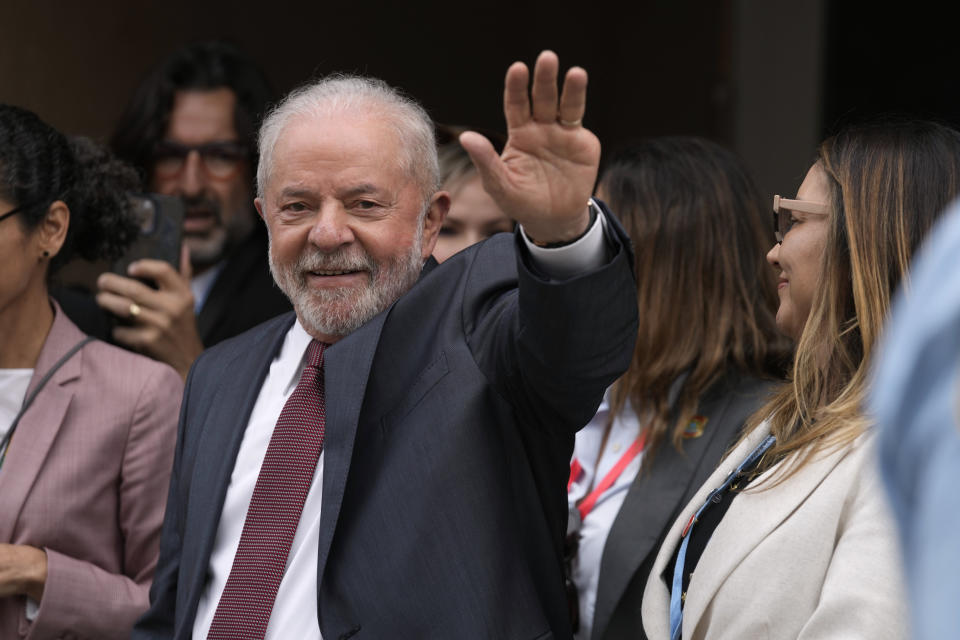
[
  {"left": 152, "top": 140, "right": 248, "bottom": 180},
  {"left": 0, "top": 204, "right": 28, "bottom": 225},
  {"left": 772, "top": 194, "right": 829, "bottom": 242}
]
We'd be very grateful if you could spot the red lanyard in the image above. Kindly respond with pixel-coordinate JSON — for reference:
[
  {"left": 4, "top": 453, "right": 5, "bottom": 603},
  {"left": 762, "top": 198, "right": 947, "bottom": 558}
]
[{"left": 568, "top": 430, "right": 648, "bottom": 521}]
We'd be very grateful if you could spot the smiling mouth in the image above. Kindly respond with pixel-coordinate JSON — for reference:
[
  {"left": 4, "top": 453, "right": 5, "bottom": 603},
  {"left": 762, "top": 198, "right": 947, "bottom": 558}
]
[{"left": 310, "top": 269, "right": 361, "bottom": 276}]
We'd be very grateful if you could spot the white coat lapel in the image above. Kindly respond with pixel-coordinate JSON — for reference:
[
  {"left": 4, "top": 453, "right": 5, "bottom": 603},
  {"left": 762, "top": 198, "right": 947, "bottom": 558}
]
[
  {"left": 641, "top": 424, "right": 770, "bottom": 639},
  {"left": 681, "top": 435, "right": 853, "bottom": 637}
]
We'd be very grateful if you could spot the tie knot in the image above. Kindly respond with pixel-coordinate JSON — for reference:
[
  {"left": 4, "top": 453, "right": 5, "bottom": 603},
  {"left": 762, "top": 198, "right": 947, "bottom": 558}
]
[{"left": 305, "top": 340, "right": 328, "bottom": 369}]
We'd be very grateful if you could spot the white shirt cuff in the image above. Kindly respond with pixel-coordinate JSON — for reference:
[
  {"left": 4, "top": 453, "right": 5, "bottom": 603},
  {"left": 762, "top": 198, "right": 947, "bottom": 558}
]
[{"left": 521, "top": 201, "right": 609, "bottom": 280}]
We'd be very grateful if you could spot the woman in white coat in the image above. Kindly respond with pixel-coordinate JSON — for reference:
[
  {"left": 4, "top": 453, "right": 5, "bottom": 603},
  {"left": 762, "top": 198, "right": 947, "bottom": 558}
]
[{"left": 641, "top": 120, "right": 960, "bottom": 640}]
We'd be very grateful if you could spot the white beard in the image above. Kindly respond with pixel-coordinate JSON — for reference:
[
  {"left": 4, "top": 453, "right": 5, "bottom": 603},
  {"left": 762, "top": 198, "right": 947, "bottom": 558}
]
[{"left": 269, "top": 233, "right": 423, "bottom": 338}]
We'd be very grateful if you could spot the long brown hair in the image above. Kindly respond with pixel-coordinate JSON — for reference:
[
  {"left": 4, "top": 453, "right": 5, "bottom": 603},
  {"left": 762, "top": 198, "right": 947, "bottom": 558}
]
[
  {"left": 601, "top": 137, "right": 789, "bottom": 461},
  {"left": 747, "top": 120, "right": 960, "bottom": 482}
]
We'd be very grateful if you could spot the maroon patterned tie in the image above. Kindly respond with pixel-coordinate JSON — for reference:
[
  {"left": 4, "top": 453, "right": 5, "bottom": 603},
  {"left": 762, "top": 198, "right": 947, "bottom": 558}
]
[{"left": 208, "top": 340, "right": 328, "bottom": 639}]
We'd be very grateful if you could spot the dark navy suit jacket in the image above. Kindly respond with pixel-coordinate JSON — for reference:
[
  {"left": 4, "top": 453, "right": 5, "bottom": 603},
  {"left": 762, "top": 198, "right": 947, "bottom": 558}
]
[{"left": 134, "top": 217, "right": 637, "bottom": 640}]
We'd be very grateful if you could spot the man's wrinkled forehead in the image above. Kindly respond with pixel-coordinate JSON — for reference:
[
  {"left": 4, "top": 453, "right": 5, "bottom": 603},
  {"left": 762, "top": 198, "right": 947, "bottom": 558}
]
[{"left": 267, "top": 110, "right": 410, "bottom": 187}]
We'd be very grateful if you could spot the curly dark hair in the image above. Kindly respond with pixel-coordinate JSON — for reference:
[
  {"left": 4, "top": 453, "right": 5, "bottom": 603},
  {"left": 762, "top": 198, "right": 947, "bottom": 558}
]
[
  {"left": 110, "top": 40, "right": 273, "bottom": 183},
  {"left": 0, "top": 103, "right": 140, "bottom": 273}
]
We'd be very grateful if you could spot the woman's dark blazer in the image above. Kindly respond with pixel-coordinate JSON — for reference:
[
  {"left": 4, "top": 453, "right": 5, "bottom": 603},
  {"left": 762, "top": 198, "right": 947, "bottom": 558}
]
[{"left": 590, "top": 371, "right": 775, "bottom": 640}]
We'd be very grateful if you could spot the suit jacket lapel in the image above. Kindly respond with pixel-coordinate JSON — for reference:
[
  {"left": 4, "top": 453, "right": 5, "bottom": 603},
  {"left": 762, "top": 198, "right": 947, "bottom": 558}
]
[
  {"left": 592, "top": 374, "right": 738, "bottom": 639},
  {"left": 0, "top": 308, "right": 85, "bottom": 542},
  {"left": 315, "top": 310, "right": 387, "bottom": 584},
  {"left": 680, "top": 439, "right": 851, "bottom": 636},
  {"left": 642, "top": 424, "right": 771, "bottom": 639},
  {"left": 314, "top": 261, "right": 436, "bottom": 584},
  {"left": 196, "top": 230, "right": 266, "bottom": 342},
  {"left": 179, "top": 314, "right": 294, "bottom": 617}
]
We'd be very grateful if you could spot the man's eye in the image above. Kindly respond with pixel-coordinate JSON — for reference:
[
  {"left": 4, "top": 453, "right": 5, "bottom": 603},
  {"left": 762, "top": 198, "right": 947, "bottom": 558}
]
[
  {"left": 282, "top": 202, "right": 308, "bottom": 212},
  {"left": 355, "top": 200, "right": 380, "bottom": 210}
]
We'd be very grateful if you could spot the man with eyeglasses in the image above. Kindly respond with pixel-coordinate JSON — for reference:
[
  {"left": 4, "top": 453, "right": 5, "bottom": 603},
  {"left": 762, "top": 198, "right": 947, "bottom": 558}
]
[{"left": 93, "top": 41, "right": 291, "bottom": 379}]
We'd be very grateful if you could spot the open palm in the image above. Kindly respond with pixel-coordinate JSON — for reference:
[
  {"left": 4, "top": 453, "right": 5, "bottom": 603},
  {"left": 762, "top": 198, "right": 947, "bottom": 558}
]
[{"left": 460, "top": 51, "right": 601, "bottom": 244}]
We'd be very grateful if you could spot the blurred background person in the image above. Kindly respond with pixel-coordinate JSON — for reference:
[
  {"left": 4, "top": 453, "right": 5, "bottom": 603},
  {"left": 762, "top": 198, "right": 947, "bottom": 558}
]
[
  {"left": 870, "top": 200, "right": 960, "bottom": 640},
  {"left": 642, "top": 120, "right": 960, "bottom": 640},
  {"left": 566, "top": 138, "right": 789, "bottom": 640},
  {"left": 92, "top": 41, "right": 290, "bottom": 379},
  {"left": 432, "top": 124, "right": 513, "bottom": 262},
  {"left": 0, "top": 104, "right": 182, "bottom": 639}
]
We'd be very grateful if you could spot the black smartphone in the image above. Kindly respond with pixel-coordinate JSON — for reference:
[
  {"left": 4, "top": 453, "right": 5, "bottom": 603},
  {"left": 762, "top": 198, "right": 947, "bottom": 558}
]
[{"left": 112, "top": 193, "right": 184, "bottom": 276}]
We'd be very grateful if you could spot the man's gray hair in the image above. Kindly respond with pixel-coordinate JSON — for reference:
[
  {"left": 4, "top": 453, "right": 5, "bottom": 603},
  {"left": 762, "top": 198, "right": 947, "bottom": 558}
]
[{"left": 256, "top": 75, "right": 440, "bottom": 204}]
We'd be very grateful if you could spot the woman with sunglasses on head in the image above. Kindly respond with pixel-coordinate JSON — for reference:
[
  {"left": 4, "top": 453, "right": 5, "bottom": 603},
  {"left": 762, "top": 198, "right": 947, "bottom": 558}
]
[
  {"left": 0, "top": 104, "right": 182, "bottom": 639},
  {"left": 566, "top": 137, "right": 790, "bottom": 640},
  {"left": 641, "top": 120, "right": 960, "bottom": 640}
]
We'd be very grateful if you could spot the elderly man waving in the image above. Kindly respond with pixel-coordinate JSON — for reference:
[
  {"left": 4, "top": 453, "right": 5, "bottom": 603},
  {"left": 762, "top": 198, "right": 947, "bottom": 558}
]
[{"left": 135, "top": 51, "right": 637, "bottom": 640}]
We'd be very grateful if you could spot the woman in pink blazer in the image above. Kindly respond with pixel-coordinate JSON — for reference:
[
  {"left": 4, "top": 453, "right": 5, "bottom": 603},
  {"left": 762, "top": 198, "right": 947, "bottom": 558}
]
[{"left": 0, "top": 104, "right": 182, "bottom": 639}]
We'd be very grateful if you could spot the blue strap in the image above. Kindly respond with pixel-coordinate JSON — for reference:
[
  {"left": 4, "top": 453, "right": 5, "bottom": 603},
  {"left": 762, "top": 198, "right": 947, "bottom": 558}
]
[
  {"left": 668, "top": 434, "right": 775, "bottom": 639},
  {"left": 669, "top": 531, "right": 692, "bottom": 640}
]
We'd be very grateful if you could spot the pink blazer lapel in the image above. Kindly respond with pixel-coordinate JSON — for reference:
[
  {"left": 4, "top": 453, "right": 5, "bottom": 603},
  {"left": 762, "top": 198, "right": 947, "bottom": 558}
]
[{"left": 0, "top": 306, "right": 87, "bottom": 542}]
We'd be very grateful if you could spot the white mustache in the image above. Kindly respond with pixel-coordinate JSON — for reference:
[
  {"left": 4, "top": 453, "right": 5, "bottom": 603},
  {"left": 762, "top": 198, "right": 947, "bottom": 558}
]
[{"left": 295, "top": 250, "right": 376, "bottom": 276}]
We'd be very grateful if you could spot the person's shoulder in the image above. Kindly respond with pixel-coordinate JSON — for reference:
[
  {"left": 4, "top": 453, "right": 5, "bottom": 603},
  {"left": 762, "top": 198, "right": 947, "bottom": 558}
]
[
  {"left": 401, "top": 234, "right": 518, "bottom": 311},
  {"left": 796, "top": 427, "right": 880, "bottom": 499},
  {"left": 192, "top": 311, "right": 296, "bottom": 373},
  {"left": 699, "top": 369, "right": 780, "bottom": 416},
  {"left": 71, "top": 341, "right": 183, "bottom": 420},
  {"left": 448, "top": 232, "right": 519, "bottom": 288},
  {"left": 427, "top": 232, "right": 517, "bottom": 276},
  {"left": 83, "top": 337, "right": 181, "bottom": 388},
  {"left": 845, "top": 427, "right": 880, "bottom": 466}
]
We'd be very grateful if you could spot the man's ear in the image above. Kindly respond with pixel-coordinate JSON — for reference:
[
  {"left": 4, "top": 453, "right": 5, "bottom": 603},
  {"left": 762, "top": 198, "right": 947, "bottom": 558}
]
[
  {"left": 420, "top": 191, "right": 450, "bottom": 261},
  {"left": 254, "top": 197, "right": 266, "bottom": 221},
  {"left": 37, "top": 200, "right": 70, "bottom": 258}
]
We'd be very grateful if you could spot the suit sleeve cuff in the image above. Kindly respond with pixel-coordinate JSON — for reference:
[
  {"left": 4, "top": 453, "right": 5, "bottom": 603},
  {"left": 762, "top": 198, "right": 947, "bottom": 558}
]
[{"left": 520, "top": 199, "right": 611, "bottom": 280}]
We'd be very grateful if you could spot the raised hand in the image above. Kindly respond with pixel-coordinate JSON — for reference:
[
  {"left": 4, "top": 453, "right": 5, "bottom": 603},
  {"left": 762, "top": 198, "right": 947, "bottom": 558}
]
[{"left": 459, "top": 50, "right": 600, "bottom": 245}]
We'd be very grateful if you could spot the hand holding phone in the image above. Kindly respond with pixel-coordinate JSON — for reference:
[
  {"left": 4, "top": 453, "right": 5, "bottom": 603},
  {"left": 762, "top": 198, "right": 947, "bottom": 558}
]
[
  {"left": 97, "top": 194, "right": 203, "bottom": 380},
  {"left": 112, "top": 194, "right": 184, "bottom": 277}
]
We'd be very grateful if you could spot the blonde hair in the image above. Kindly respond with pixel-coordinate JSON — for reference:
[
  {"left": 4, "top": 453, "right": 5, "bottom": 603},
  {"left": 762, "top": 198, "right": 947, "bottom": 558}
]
[{"left": 746, "top": 120, "right": 960, "bottom": 482}]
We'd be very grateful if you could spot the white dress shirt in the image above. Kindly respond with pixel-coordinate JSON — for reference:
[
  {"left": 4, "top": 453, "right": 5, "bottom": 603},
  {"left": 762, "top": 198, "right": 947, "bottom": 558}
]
[
  {"left": 0, "top": 368, "right": 39, "bottom": 619},
  {"left": 193, "top": 208, "right": 610, "bottom": 639},
  {"left": 0, "top": 368, "right": 33, "bottom": 448},
  {"left": 190, "top": 261, "right": 225, "bottom": 313},
  {"left": 192, "top": 321, "right": 323, "bottom": 640},
  {"left": 567, "top": 394, "right": 645, "bottom": 639}
]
